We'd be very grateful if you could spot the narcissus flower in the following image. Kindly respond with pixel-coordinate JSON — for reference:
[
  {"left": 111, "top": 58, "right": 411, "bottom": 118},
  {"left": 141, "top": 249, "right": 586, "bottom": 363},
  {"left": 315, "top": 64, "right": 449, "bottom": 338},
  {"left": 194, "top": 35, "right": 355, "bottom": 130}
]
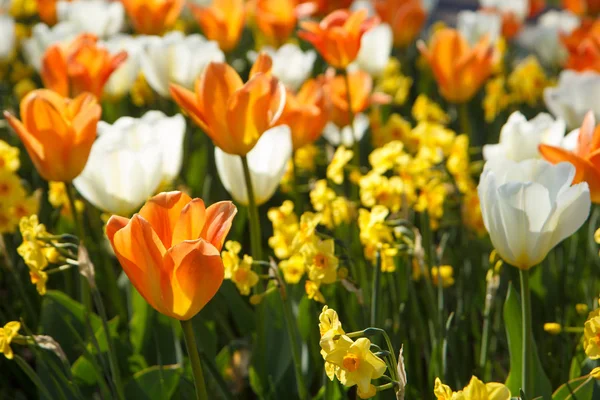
[
  {"left": 298, "top": 9, "right": 379, "bottom": 69},
  {"left": 540, "top": 111, "right": 600, "bottom": 203},
  {"left": 41, "top": 33, "right": 127, "bottom": 98},
  {"left": 279, "top": 78, "right": 329, "bottom": 149},
  {"left": 418, "top": 28, "right": 495, "bottom": 103},
  {"left": 477, "top": 158, "right": 591, "bottom": 270},
  {"left": 0, "top": 322, "right": 21, "bottom": 359},
  {"left": 584, "top": 308, "right": 600, "bottom": 359},
  {"left": 106, "top": 191, "right": 237, "bottom": 320},
  {"left": 169, "top": 54, "right": 285, "bottom": 156},
  {"left": 434, "top": 376, "right": 510, "bottom": 400},
  {"left": 374, "top": 0, "right": 427, "bottom": 48},
  {"left": 190, "top": 0, "right": 245, "bottom": 53},
  {"left": 4, "top": 89, "right": 100, "bottom": 182},
  {"left": 120, "top": 0, "right": 184, "bottom": 35}
]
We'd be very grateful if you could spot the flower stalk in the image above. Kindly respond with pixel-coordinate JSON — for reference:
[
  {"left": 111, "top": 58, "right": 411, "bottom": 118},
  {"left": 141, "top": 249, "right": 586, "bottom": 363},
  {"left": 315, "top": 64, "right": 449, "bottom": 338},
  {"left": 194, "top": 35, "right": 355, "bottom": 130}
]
[
  {"left": 181, "top": 319, "right": 209, "bottom": 400},
  {"left": 520, "top": 268, "right": 533, "bottom": 398}
]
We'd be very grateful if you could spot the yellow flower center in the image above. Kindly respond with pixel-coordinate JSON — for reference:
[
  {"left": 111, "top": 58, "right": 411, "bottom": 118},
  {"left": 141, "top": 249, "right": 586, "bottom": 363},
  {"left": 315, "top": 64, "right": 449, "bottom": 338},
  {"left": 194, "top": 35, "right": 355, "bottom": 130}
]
[
  {"left": 234, "top": 268, "right": 249, "bottom": 283},
  {"left": 0, "top": 183, "right": 9, "bottom": 195},
  {"left": 342, "top": 353, "right": 360, "bottom": 372},
  {"left": 314, "top": 253, "right": 328, "bottom": 269}
]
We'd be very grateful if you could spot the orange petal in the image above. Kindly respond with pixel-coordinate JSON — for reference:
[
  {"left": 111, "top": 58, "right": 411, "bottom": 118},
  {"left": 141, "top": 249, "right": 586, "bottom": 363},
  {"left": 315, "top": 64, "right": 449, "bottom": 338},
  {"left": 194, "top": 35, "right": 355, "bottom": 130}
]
[
  {"left": 138, "top": 191, "right": 192, "bottom": 248},
  {"left": 169, "top": 83, "right": 209, "bottom": 132},
  {"left": 249, "top": 52, "right": 273, "bottom": 78},
  {"left": 539, "top": 144, "right": 588, "bottom": 184},
  {"left": 167, "top": 239, "right": 224, "bottom": 320},
  {"left": 172, "top": 198, "right": 207, "bottom": 245},
  {"left": 201, "top": 201, "right": 237, "bottom": 251},
  {"left": 41, "top": 45, "right": 69, "bottom": 97},
  {"left": 110, "top": 215, "right": 170, "bottom": 316}
]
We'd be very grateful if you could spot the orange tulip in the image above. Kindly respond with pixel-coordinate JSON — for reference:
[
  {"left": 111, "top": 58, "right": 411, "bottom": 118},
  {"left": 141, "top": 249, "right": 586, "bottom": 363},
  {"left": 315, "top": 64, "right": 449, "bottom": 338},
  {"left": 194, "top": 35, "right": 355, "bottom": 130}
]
[
  {"left": 36, "top": 0, "right": 68, "bottom": 25},
  {"left": 3, "top": 89, "right": 100, "bottom": 182},
  {"left": 190, "top": 0, "right": 246, "bottom": 53},
  {"left": 251, "top": 0, "right": 308, "bottom": 47},
  {"left": 279, "top": 79, "right": 330, "bottom": 150},
  {"left": 120, "top": 0, "right": 184, "bottom": 35},
  {"left": 540, "top": 111, "right": 600, "bottom": 203},
  {"left": 323, "top": 69, "right": 388, "bottom": 127},
  {"left": 562, "top": 19, "right": 600, "bottom": 72},
  {"left": 169, "top": 53, "right": 285, "bottom": 156},
  {"left": 299, "top": 0, "right": 352, "bottom": 16},
  {"left": 41, "top": 33, "right": 127, "bottom": 99},
  {"left": 563, "top": 0, "right": 600, "bottom": 16},
  {"left": 106, "top": 191, "right": 237, "bottom": 320},
  {"left": 298, "top": 9, "right": 379, "bottom": 69},
  {"left": 374, "top": 0, "right": 426, "bottom": 48},
  {"left": 418, "top": 28, "right": 495, "bottom": 104}
]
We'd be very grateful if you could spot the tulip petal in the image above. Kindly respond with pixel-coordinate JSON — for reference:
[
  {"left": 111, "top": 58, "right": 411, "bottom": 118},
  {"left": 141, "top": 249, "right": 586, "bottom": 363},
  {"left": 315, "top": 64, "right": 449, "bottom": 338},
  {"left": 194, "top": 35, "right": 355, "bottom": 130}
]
[
  {"left": 539, "top": 144, "right": 588, "bottom": 183},
  {"left": 201, "top": 201, "right": 237, "bottom": 251},
  {"left": 169, "top": 83, "right": 210, "bottom": 132},
  {"left": 249, "top": 52, "right": 273, "bottom": 78},
  {"left": 172, "top": 198, "right": 207, "bottom": 244},
  {"left": 167, "top": 239, "right": 224, "bottom": 320},
  {"left": 138, "top": 191, "right": 192, "bottom": 248},
  {"left": 108, "top": 215, "right": 170, "bottom": 315},
  {"left": 41, "top": 44, "right": 69, "bottom": 97}
]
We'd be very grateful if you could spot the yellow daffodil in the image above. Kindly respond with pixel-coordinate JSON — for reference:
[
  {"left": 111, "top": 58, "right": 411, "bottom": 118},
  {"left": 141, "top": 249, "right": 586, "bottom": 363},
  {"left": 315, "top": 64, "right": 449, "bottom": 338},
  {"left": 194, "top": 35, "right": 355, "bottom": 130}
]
[
  {"left": 291, "top": 212, "right": 322, "bottom": 252},
  {"left": 310, "top": 180, "right": 336, "bottom": 213},
  {"left": 506, "top": 56, "right": 548, "bottom": 106},
  {"left": 0, "top": 171, "right": 25, "bottom": 206},
  {"left": 302, "top": 238, "right": 338, "bottom": 285},
  {"left": 267, "top": 201, "right": 299, "bottom": 260},
  {"left": 577, "top": 304, "right": 590, "bottom": 315},
  {"left": 327, "top": 146, "right": 354, "bottom": 185},
  {"left": 544, "top": 323, "right": 562, "bottom": 335},
  {"left": 295, "top": 144, "right": 319, "bottom": 172},
  {"left": 412, "top": 95, "right": 450, "bottom": 124},
  {"left": 370, "top": 113, "right": 412, "bottom": 148},
  {"left": 222, "top": 240, "right": 242, "bottom": 279},
  {"left": 0, "top": 141, "right": 20, "bottom": 172},
  {"left": 432, "top": 266, "right": 455, "bottom": 288},
  {"left": 279, "top": 254, "right": 306, "bottom": 284},
  {"left": 305, "top": 280, "right": 325, "bottom": 303},
  {"left": 358, "top": 206, "right": 394, "bottom": 261},
  {"left": 231, "top": 255, "right": 259, "bottom": 296},
  {"left": 0, "top": 321, "right": 21, "bottom": 359},
  {"left": 434, "top": 376, "right": 510, "bottom": 400},
  {"left": 319, "top": 306, "right": 345, "bottom": 337},
  {"left": 325, "top": 336, "right": 387, "bottom": 398},
  {"left": 584, "top": 309, "right": 600, "bottom": 359}
]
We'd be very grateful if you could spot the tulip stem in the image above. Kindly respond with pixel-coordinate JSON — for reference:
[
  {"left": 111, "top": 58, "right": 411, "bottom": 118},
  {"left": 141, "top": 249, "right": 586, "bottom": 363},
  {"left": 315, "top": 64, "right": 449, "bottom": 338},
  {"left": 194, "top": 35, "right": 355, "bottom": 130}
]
[
  {"left": 458, "top": 103, "right": 474, "bottom": 147},
  {"left": 519, "top": 268, "right": 533, "bottom": 398},
  {"left": 344, "top": 71, "right": 360, "bottom": 165},
  {"left": 280, "top": 284, "right": 309, "bottom": 400},
  {"left": 180, "top": 319, "right": 209, "bottom": 400},
  {"left": 241, "top": 156, "right": 263, "bottom": 262},
  {"left": 370, "top": 249, "right": 381, "bottom": 327}
]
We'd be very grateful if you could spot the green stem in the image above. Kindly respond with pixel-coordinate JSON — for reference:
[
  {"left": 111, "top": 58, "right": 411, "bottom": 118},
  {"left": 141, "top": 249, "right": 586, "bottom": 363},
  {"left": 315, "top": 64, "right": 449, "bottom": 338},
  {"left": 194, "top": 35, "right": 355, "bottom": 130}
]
[
  {"left": 91, "top": 287, "right": 125, "bottom": 400},
  {"left": 458, "top": 103, "right": 474, "bottom": 147},
  {"left": 370, "top": 250, "right": 381, "bottom": 327},
  {"left": 280, "top": 286, "right": 308, "bottom": 400},
  {"left": 520, "top": 268, "right": 533, "bottom": 398},
  {"left": 180, "top": 319, "right": 209, "bottom": 400},
  {"left": 240, "top": 156, "right": 263, "bottom": 262},
  {"left": 344, "top": 71, "right": 360, "bottom": 164},
  {"left": 291, "top": 153, "right": 304, "bottom": 213}
]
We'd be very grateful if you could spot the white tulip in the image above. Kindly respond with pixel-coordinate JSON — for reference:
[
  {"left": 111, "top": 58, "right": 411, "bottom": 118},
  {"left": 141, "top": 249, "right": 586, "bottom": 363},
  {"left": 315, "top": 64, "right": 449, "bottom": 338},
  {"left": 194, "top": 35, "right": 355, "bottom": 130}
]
[
  {"left": 323, "top": 113, "right": 370, "bottom": 147},
  {"left": 0, "top": 14, "right": 15, "bottom": 62},
  {"left": 356, "top": 23, "right": 393, "bottom": 76},
  {"left": 22, "top": 22, "right": 79, "bottom": 71},
  {"left": 57, "top": 0, "right": 124, "bottom": 38},
  {"left": 102, "top": 34, "right": 151, "bottom": 99},
  {"left": 74, "top": 111, "right": 186, "bottom": 215},
  {"left": 478, "top": 158, "right": 590, "bottom": 270},
  {"left": 479, "top": 0, "right": 528, "bottom": 20},
  {"left": 517, "top": 10, "right": 580, "bottom": 66},
  {"left": 248, "top": 44, "right": 316, "bottom": 91},
  {"left": 544, "top": 70, "right": 600, "bottom": 129},
  {"left": 457, "top": 10, "right": 502, "bottom": 46},
  {"left": 215, "top": 125, "right": 292, "bottom": 206},
  {"left": 141, "top": 31, "right": 225, "bottom": 97},
  {"left": 483, "top": 112, "right": 566, "bottom": 162}
]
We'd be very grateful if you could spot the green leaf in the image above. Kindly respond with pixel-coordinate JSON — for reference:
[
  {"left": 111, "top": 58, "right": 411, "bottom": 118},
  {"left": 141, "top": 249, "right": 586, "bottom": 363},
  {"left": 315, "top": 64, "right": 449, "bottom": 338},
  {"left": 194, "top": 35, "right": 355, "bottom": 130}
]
[
  {"left": 503, "top": 282, "right": 552, "bottom": 399},
  {"left": 129, "top": 286, "right": 154, "bottom": 354},
  {"left": 124, "top": 365, "right": 182, "bottom": 400},
  {"left": 552, "top": 376, "right": 594, "bottom": 400},
  {"left": 40, "top": 290, "right": 102, "bottom": 360}
]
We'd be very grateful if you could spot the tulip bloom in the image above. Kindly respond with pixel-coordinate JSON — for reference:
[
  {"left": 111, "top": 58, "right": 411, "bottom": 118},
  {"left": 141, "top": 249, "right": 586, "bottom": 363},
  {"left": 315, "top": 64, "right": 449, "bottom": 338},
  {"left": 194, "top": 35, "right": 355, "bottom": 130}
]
[
  {"left": 280, "top": 79, "right": 329, "bottom": 149},
  {"left": 190, "top": 0, "right": 245, "bottom": 53},
  {"left": 324, "top": 70, "right": 376, "bottom": 127},
  {"left": 4, "top": 89, "right": 100, "bottom": 182},
  {"left": 298, "top": 9, "right": 379, "bottom": 69},
  {"left": 57, "top": 0, "right": 125, "bottom": 39},
  {"left": 477, "top": 158, "right": 590, "bottom": 270},
  {"left": 374, "top": 0, "right": 427, "bottom": 48},
  {"left": 36, "top": 0, "right": 69, "bottom": 26},
  {"left": 418, "top": 28, "right": 495, "bottom": 103},
  {"left": 540, "top": 111, "right": 600, "bottom": 203},
  {"left": 106, "top": 191, "right": 237, "bottom": 320},
  {"left": 120, "top": 0, "right": 184, "bottom": 35},
  {"left": 563, "top": 0, "right": 600, "bottom": 15},
  {"left": 169, "top": 54, "right": 285, "bottom": 156},
  {"left": 215, "top": 125, "right": 292, "bottom": 205},
  {"left": 253, "top": 0, "right": 301, "bottom": 47},
  {"left": 562, "top": 19, "right": 600, "bottom": 72},
  {"left": 41, "top": 33, "right": 127, "bottom": 98}
]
